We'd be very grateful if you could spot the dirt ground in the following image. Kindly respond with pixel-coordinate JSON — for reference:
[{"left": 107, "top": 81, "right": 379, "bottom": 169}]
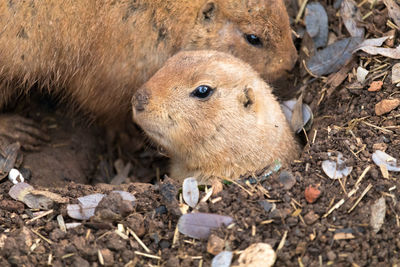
[{"left": 1, "top": 0, "right": 400, "bottom": 266}]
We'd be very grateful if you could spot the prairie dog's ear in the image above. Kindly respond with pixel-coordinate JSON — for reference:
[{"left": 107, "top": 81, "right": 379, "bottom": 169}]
[
  {"left": 239, "top": 86, "right": 266, "bottom": 124},
  {"left": 239, "top": 87, "right": 255, "bottom": 109},
  {"left": 199, "top": 2, "right": 216, "bottom": 22}
]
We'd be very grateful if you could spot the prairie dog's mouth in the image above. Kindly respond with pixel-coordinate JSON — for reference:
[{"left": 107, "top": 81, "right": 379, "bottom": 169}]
[
  {"left": 144, "top": 128, "right": 164, "bottom": 139},
  {"left": 143, "top": 127, "right": 173, "bottom": 154},
  {"left": 139, "top": 122, "right": 167, "bottom": 142}
]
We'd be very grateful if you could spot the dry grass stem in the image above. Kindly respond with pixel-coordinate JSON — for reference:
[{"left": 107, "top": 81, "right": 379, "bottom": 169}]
[{"left": 348, "top": 183, "right": 373, "bottom": 213}]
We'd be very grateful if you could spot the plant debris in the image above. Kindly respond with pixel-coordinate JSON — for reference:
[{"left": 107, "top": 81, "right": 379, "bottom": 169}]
[
  {"left": 370, "top": 197, "right": 386, "bottom": 233},
  {"left": 9, "top": 182, "right": 68, "bottom": 209},
  {"left": 305, "top": 2, "right": 328, "bottom": 48},
  {"left": 321, "top": 152, "right": 353, "bottom": 179},
  {"left": 182, "top": 177, "right": 199, "bottom": 208},
  {"left": 67, "top": 191, "right": 135, "bottom": 220},
  {"left": 177, "top": 213, "right": 233, "bottom": 239},
  {"left": 341, "top": 0, "right": 365, "bottom": 37},
  {"left": 211, "top": 251, "right": 233, "bottom": 267},
  {"left": 372, "top": 150, "right": 400, "bottom": 171}
]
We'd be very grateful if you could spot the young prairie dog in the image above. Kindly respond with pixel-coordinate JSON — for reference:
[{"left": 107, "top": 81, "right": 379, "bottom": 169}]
[
  {"left": 0, "top": 0, "right": 297, "bottom": 149},
  {"left": 132, "top": 51, "right": 300, "bottom": 183}
]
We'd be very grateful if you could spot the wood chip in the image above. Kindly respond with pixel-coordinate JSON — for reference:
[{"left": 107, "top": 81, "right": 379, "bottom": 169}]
[
  {"left": 375, "top": 99, "right": 400, "bottom": 115},
  {"left": 333, "top": 232, "right": 355, "bottom": 240}
]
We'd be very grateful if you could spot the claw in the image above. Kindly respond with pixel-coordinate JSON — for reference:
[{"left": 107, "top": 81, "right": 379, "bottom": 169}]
[{"left": 0, "top": 114, "right": 50, "bottom": 151}]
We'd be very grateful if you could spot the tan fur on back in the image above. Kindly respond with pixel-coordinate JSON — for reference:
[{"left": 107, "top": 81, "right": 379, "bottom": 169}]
[
  {"left": 0, "top": 0, "right": 296, "bottom": 124},
  {"left": 132, "top": 50, "right": 300, "bottom": 183}
]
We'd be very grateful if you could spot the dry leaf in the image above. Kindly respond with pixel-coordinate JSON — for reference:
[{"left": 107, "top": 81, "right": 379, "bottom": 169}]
[
  {"left": 353, "top": 36, "right": 400, "bottom": 59},
  {"left": 305, "top": 2, "right": 329, "bottom": 48},
  {"left": 9, "top": 182, "right": 64, "bottom": 210},
  {"left": 357, "top": 45, "right": 400, "bottom": 59},
  {"left": 30, "top": 189, "right": 69, "bottom": 203},
  {"left": 356, "top": 36, "right": 389, "bottom": 48},
  {"left": 9, "top": 182, "right": 33, "bottom": 201},
  {"left": 291, "top": 94, "right": 305, "bottom": 133},
  {"left": 372, "top": 150, "right": 400, "bottom": 171},
  {"left": 306, "top": 37, "right": 363, "bottom": 76},
  {"left": 383, "top": 0, "right": 400, "bottom": 29},
  {"left": 67, "top": 191, "right": 135, "bottom": 220},
  {"left": 281, "top": 98, "right": 313, "bottom": 133},
  {"left": 341, "top": 0, "right": 365, "bottom": 37},
  {"left": 177, "top": 213, "right": 233, "bottom": 239},
  {"left": 392, "top": 63, "right": 400, "bottom": 84}
]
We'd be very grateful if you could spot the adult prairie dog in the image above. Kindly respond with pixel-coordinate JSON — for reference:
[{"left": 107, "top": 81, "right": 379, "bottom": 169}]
[{"left": 0, "top": 0, "right": 296, "bottom": 150}]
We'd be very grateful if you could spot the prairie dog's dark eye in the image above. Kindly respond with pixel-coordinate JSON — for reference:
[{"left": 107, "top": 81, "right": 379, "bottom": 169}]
[
  {"left": 245, "top": 34, "right": 262, "bottom": 47},
  {"left": 190, "top": 85, "right": 214, "bottom": 100}
]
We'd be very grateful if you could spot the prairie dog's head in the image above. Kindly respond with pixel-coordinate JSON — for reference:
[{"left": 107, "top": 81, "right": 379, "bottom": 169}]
[
  {"left": 182, "top": 0, "right": 297, "bottom": 84},
  {"left": 132, "top": 51, "right": 297, "bottom": 182}
]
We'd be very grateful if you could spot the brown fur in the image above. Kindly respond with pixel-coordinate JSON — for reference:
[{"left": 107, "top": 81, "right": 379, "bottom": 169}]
[
  {"left": 132, "top": 51, "right": 300, "bottom": 183},
  {"left": 0, "top": 0, "right": 296, "bottom": 124}
]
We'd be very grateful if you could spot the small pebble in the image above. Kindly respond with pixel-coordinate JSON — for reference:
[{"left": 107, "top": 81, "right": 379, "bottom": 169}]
[
  {"left": 258, "top": 200, "right": 274, "bottom": 212},
  {"left": 278, "top": 171, "right": 296, "bottom": 190},
  {"left": 286, "top": 216, "right": 298, "bottom": 226},
  {"left": 356, "top": 66, "right": 368, "bottom": 83},
  {"left": 368, "top": 80, "right": 383, "bottom": 92},
  {"left": 155, "top": 205, "right": 168, "bottom": 215},
  {"left": 295, "top": 241, "right": 307, "bottom": 255},
  {"left": 99, "top": 248, "right": 114, "bottom": 266},
  {"left": 207, "top": 234, "right": 225, "bottom": 255},
  {"left": 165, "top": 257, "right": 180, "bottom": 267},
  {"left": 159, "top": 239, "right": 171, "bottom": 249},
  {"left": 370, "top": 197, "right": 386, "bottom": 233},
  {"left": 268, "top": 209, "right": 289, "bottom": 220},
  {"left": 126, "top": 214, "right": 145, "bottom": 237},
  {"left": 8, "top": 168, "right": 24, "bottom": 184},
  {"left": 238, "top": 243, "right": 276, "bottom": 267},
  {"left": 304, "top": 210, "right": 320, "bottom": 225},
  {"left": 305, "top": 185, "right": 321, "bottom": 203},
  {"left": 327, "top": 250, "right": 337, "bottom": 261},
  {"left": 72, "top": 256, "right": 90, "bottom": 267}
]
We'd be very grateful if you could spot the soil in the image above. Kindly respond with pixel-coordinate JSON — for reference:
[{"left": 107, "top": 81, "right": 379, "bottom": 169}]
[{"left": 1, "top": 0, "right": 400, "bottom": 266}]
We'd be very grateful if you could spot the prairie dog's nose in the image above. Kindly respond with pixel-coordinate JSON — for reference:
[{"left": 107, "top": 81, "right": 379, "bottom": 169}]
[{"left": 132, "top": 87, "right": 150, "bottom": 112}]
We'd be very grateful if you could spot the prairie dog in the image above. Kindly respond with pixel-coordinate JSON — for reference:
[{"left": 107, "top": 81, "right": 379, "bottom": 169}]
[{"left": 132, "top": 50, "right": 300, "bottom": 183}]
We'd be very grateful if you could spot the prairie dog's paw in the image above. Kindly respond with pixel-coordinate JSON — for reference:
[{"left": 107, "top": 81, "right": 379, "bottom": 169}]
[{"left": 0, "top": 115, "right": 50, "bottom": 151}]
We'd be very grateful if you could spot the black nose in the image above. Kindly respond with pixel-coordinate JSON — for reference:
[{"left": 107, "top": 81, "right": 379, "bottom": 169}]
[{"left": 133, "top": 87, "right": 150, "bottom": 112}]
